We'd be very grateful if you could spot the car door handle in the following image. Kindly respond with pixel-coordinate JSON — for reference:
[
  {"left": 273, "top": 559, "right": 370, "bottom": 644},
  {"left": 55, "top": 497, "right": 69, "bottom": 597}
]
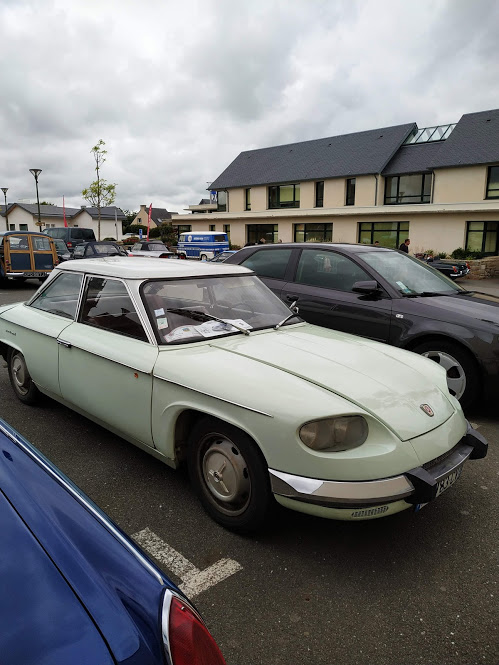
[{"left": 57, "top": 339, "right": 72, "bottom": 349}]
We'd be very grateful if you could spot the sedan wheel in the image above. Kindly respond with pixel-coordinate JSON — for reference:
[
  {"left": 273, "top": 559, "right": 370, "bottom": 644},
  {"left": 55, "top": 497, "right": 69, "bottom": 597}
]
[
  {"left": 413, "top": 341, "right": 478, "bottom": 409},
  {"left": 8, "top": 349, "right": 40, "bottom": 405},
  {"left": 188, "top": 418, "right": 271, "bottom": 532}
]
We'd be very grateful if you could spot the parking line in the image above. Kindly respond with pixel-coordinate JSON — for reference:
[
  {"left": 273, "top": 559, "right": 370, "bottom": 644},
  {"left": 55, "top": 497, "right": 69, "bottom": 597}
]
[{"left": 133, "top": 527, "right": 242, "bottom": 597}]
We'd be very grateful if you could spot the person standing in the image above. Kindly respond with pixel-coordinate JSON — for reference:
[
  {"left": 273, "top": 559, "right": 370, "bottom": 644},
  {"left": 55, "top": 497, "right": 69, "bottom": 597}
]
[{"left": 399, "top": 238, "right": 410, "bottom": 253}]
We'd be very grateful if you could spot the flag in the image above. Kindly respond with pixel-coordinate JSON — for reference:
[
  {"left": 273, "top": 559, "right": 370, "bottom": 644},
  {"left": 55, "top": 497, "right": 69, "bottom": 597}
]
[
  {"left": 63, "top": 196, "right": 68, "bottom": 227},
  {"left": 147, "top": 203, "right": 152, "bottom": 240}
]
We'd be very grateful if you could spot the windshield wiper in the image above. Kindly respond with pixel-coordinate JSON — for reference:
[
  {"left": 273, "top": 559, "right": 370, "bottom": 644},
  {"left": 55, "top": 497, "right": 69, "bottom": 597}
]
[
  {"left": 165, "top": 308, "right": 250, "bottom": 335},
  {"left": 402, "top": 291, "right": 451, "bottom": 298},
  {"left": 455, "top": 290, "right": 475, "bottom": 296},
  {"left": 274, "top": 301, "right": 301, "bottom": 330}
]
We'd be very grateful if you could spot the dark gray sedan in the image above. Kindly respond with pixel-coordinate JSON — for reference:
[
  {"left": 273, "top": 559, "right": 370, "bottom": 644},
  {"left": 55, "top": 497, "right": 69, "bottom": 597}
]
[{"left": 226, "top": 243, "right": 499, "bottom": 409}]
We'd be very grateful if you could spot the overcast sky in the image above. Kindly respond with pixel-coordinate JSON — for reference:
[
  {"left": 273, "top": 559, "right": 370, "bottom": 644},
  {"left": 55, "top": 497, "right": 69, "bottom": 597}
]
[{"left": 1, "top": 0, "right": 498, "bottom": 215}]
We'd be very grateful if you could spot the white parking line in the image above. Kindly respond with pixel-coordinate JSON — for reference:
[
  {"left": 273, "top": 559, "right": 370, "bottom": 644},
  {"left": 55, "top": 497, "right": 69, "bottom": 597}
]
[{"left": 133, "top": 527, "right": 242, "bottom": 598}]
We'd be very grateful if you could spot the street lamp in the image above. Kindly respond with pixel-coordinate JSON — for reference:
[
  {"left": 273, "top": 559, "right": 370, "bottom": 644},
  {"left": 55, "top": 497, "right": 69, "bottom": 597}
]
[
  {"left": 1, "top": 188, "right": 8, "bottom": 231},
  {"left": 29, "top": 169, "right": 43, "bottom": 230}
]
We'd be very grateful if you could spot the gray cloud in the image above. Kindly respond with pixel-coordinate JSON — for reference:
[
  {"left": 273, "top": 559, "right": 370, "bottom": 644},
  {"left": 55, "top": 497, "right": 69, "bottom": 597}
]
[{"left": 0, "top": 0, "right": 498, "bottom": 213}]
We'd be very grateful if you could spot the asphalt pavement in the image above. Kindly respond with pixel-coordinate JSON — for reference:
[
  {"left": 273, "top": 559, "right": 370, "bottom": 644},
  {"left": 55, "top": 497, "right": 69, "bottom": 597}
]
[{"left": 0, "top": 279, "right": 498, "bottom": 665}]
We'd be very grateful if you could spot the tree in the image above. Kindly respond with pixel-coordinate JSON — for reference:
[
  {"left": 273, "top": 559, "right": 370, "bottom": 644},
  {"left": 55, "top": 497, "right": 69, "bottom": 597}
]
[
  {"left": 123, "top": 209, "right": 138, "bottom": 227},
  {"left": 82, "top": 139, "right": 116, "bottom": 240},
  {"left": 159, "top": 222, "right": 179, "bottom": 247}
]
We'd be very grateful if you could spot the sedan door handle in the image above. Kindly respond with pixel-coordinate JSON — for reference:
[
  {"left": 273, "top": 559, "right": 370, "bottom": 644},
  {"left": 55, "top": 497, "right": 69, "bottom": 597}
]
[{"left": 57, "top": 339, "right": 72, "bottom": 349}]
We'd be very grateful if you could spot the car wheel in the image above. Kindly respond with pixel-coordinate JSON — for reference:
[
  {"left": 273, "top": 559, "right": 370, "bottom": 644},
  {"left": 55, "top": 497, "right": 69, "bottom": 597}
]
[
  {"left": 188, "top": 418, "right": 271, "bottom": 532},
  {"left": 200, "top": 254, "right": 207, "bottom": 261},
  {"left": 7, "top": 349, "right": 40, "bottom": 405},
  {"left": 412, "top": 340, "right": 479, "bottom": 409}
]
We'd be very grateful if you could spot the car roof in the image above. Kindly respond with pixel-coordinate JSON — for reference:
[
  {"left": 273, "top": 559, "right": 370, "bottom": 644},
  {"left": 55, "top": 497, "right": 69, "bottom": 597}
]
[
  {"left": 0, "top": 230, "right": 51, "bottom": 237},
  {"left": 245, "top": 242, "right": 393, "bottom": 254},
  {"left": 57, "top": 256, "right": 253, "bottom": 279}
]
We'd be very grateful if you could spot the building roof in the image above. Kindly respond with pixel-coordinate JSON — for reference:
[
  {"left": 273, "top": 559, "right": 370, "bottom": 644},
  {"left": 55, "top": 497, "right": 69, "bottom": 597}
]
[
  {"left": 74, "top": 206, "right": 126, "bottom": 220},
  {"left": 209, "top": 108, "right": 499, "bottom": 187},
  {"left": 209, "top": 123, "right": 416, "bottom": 189},
  {"left": 1, "top": 203, "right": 125, "bottom": 220}
]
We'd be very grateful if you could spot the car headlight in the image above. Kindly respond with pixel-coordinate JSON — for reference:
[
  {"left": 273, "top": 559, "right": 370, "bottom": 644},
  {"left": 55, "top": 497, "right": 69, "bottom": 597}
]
[{"left": 299, "top": 416, "right": 368, "bottom": 452}]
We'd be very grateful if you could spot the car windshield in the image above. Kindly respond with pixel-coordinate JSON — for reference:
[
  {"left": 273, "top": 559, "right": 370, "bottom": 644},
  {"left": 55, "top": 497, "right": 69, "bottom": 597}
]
[
  {"left": 360, "top": 251, "right": 464, "bottom": 296},
  {"left": 142, "top": 274, "right": 299, "bottom": 344}
]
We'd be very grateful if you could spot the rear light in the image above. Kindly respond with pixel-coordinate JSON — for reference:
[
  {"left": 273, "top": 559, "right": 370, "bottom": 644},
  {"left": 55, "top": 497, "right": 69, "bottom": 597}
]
[
  {"left": 128, "top": 252, "right": 134, "bottom": 256},
  {"left": 165, "top": 594, "right": 226, "bottom": 665},
  {"left": 67, "top": 241, "right": 73, "bottom": 248},
  {"left": 466, "top": 262, "right": 471, "bottom": 269},
  {"left": 452, "top": 266, "right": 458, "bottom": 273}
]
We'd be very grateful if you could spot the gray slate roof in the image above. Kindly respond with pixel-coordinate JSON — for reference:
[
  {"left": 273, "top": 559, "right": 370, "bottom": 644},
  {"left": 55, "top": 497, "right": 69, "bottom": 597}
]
[
  {"left": 2, "top": 203, "right": 125, "bottom": 220},
  {"left": 382, "top": 142, "right": 444, "bottom": 176},
  {"left": 209, "top": 123, "right": 416, "bottom": 189},
  {"left": 75, "top": 206, "right": 126, "bottom": 220}
]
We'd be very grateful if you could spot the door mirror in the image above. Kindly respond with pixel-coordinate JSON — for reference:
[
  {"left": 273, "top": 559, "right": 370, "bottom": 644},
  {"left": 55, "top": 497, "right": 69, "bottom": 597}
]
[{"left": 352, "top": 280, "right": 379, "bottom": 294}]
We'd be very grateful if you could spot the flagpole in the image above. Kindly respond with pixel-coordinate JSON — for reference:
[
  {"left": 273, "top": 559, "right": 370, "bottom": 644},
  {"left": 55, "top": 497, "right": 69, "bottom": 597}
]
[{"left": 147, "top": 203, "right": 152, "bottom": 241}]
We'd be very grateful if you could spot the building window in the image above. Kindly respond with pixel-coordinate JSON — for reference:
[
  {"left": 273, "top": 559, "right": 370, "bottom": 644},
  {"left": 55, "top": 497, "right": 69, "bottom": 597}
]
[
  {"left": 268, "top": 184, "right": 300, "bottom": 209},
  {"left": 294, "top": 223, "right": 332, "bottom": 243},
  {"left": 246, "top": 224, "right": 278, "bottom": 245},
  {"left": 209, "top": 225, "right": 216, "bottom": 231},
  {"left": 358, "top": 221, "right": 409, "bottom": 249},
  {"left": 217, "top": 190, "right": 227, "bottom": 212},
  {"left": 9, "top": 223, "right": 15, "bottom": 230},
  {"left": 486, "top": 166, "right": 499, "bottom": 199},
  {"left": 245, "top": 188, "right": 251, "bottom": 211},
  {"left": 466, "top": 221, "right": 498, "bottom": 255},
  {"left": 315, "top": 181, "right": 324, "bottom": 208},
  {"left": 345, "top": 178, "right": 356, "bottom": 206},
  {"left": 223, "top": 224, "right": 230, "bottom": 242},
  {"left": 20, "top": 224, "right": 28, "bottom": 231},
  {"left": 173, "top": 224, "right": 192, "bottom": 240},
  {"left": 384, "top": 174, "right": 431, "bottom": 204}
]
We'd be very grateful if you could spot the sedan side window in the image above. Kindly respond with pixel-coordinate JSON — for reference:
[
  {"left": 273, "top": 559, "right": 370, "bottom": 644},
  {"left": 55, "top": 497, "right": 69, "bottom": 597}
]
[
  {"left": 81, "top": 277, "right": 148, "bottom": 342},
  {"left": 296, "top": 250, "right": 370, "bottom": 292},
  {"left": 241, "top": 249, "right": 292, "bottom": 279},
  {"left": 30, "top": 273, "right": 83, "bottom": 319}
]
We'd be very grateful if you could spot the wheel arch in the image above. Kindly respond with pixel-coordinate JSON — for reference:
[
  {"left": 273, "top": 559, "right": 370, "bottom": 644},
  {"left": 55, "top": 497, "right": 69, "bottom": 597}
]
[{"left": 403, "top": 332, "right": 480, "bottom": 367}]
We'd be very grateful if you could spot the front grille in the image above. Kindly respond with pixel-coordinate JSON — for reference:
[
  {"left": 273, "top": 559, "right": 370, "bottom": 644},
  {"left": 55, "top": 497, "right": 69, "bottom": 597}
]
[{"left": 422, "top": 443, "right": 461, "bottom": 471}]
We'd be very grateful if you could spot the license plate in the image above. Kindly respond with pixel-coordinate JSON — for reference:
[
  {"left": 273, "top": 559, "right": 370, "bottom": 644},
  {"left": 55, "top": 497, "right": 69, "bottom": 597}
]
[
  {"left": 435, "top": 465, "right": 463, "bottom": 498},
  {"left": 22, "top": 272, "right": 45, "bottom": 277}
]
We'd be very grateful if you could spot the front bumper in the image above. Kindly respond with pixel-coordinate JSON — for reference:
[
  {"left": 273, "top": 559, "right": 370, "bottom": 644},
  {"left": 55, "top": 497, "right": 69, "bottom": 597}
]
[{"left": 269, "top": 423, "right": 487, "bottom": 515}]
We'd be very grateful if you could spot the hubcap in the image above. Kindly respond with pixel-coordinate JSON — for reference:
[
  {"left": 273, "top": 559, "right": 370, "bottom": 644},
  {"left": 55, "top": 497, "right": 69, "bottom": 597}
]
[
  {"left": 12, "top": 354, "right": 29, "bottom": 395},
  {"left": 422, "top": 351, "right": 466, "bottom": 400},
  {"left": 201, "top": 437, "right": 250, "bottom": 515}
]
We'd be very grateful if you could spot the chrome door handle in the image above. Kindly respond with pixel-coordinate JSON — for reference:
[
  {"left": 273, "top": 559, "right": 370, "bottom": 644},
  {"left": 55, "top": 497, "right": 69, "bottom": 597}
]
[{"left": 57, "top": 339, "right": 72, "bottom": 348}]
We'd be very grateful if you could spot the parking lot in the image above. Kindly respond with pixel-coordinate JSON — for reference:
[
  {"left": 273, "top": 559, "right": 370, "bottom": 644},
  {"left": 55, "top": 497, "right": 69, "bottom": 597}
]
[{"left": 1, "top": 280, "right": 498, "bottom": 665}]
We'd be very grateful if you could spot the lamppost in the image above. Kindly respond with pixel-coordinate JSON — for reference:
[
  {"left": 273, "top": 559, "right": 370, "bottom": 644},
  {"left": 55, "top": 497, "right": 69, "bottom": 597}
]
[
  {"left": 1, "top": 188, "right": 8, "bottom": 231},
  {"left": 29, "top": 169, "right": 42, "bottom": 230}
]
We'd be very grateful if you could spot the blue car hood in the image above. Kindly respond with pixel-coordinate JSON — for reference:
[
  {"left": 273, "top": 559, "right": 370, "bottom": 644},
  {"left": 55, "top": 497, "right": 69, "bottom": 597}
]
[{"left": 0, "top": 490, "right": 113, "bottom": 665}]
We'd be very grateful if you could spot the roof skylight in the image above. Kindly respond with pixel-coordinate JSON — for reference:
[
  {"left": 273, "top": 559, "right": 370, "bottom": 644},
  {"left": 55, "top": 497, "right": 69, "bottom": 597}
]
[{"left": 404, "top": 123, "right": 456, "bottom": 145}]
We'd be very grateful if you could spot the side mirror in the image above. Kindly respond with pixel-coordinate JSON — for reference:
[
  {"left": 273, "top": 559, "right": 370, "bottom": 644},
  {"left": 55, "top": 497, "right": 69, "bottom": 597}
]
[{"left": 352, "top": 280, "right": 379, "bottom": 294}]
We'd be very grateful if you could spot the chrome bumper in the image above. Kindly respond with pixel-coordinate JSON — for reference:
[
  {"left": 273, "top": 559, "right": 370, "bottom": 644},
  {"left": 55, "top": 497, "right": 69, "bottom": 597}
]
[{"left": 269, "top": 423, "right": 487, "bottom": 509}]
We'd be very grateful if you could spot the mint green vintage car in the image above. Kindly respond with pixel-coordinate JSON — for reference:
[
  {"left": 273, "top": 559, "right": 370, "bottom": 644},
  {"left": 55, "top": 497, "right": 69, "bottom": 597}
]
[{"left": 0, "top": 258, "right": 487, "bottom": 531}]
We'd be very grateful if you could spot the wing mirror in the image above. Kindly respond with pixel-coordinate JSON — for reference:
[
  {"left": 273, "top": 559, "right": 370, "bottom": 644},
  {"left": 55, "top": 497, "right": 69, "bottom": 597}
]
[{"left": 352, "top": 280, "right": 379, "bottom": 294}]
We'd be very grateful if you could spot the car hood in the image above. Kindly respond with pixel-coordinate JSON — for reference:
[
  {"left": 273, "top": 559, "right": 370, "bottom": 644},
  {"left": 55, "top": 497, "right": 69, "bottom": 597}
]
[
  {"left": 0, "top": 491, "right": 113, "bottom": 664},
  {"left": 412, "top": 291, "right": 499, "bottom": 324},
  {"left": 209, "top": 325, "right": 455, "bottom": 441}
]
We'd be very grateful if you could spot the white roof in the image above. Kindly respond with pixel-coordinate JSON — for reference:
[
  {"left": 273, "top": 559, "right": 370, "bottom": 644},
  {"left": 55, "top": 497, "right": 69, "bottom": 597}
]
[{"left": 56, "top": 256, "right": 252, "bottom": 279}]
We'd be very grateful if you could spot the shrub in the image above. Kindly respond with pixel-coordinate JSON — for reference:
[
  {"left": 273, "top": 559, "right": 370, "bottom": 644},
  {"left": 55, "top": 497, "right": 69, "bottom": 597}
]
[
  {"left": 437, "top": 252, "right": 447, "bottom": 259},
  {"left": 451, "top": 247, "right": 485, "bottom": 260},
  {"left": 451, "top": 247, "right": 467, "bottom": 260},
  {"left": 230, "top": 243, "right": 242, "bottom": 250},
  {"left": 103, "top": 237, "right": 116, "bottom": 241}
]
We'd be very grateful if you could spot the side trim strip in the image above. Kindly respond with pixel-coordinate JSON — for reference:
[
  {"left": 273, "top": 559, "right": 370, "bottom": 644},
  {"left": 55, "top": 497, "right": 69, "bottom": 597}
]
[{"left": 153, "top": 376, "right": 273, "bottom": 417}]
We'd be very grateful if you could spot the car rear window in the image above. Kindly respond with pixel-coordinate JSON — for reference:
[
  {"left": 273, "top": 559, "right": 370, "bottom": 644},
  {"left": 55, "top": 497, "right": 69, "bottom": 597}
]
[
  {"left": 45, "top": 229, "right": 66, "bottom": 240},
  {"left": 71, "top": 229, "right": 95, "bottom": 241}
]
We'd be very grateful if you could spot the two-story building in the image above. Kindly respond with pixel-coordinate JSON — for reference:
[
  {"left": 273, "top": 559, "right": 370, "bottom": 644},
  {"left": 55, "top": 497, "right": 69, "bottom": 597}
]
[{"left": 186, "top": 108, "right": 499, "bottom": 255}]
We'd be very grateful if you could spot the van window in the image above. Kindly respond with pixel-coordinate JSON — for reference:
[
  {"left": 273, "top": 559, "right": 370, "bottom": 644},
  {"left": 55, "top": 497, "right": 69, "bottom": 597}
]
[
  {"left": 214, "top": 235, "right": 226, "bottom": 242},
  {"left": 45, "top": 229, "right": 66, "bottom": 240},
  {"left": 72, "top": 228, "right": 95, "bottom": 241}
]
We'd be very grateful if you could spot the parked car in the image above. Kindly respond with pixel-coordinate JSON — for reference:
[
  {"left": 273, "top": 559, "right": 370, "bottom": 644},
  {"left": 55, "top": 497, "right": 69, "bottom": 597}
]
[
  {"left": 52, "top": 237, "right": 71, "bottom": 262},
  {"left": 422, "top": 255, "right": 470, "bottom": 279},
  {"left": 0, "top": 231, "right": 58, "bottom": 284},
  {"left": 0, "top": 417, "right": 227, "bottom": 664},
  {"left": 128, "top": 240, "right": 175, "bottom": 258},
  {"left": 0, "top": 257, "right": 487, "bottom": 532},
  {"left": 72, "top": 241, "right": 129, "bottom": 259},
  {"left": 44, "top": 227, "right": 96, "bottom": 254},
  {"left": 209, "top": 250, "right": 238, "bottom": 262},
  {"left": 225, "top": 243, "right": 499, "bottom": 408}
]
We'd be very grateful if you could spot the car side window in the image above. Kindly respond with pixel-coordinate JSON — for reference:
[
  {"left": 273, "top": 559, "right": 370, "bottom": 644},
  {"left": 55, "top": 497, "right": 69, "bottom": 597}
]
[
  {"left": 30, "top": 273, "right": 83, "bottom": 319},
  {"left": 295, "top": 249, "right": 371, "bottom": 292},
  {"left": 241, "top": 249, "right": 292, "bottom": 279},
  {"left": 32, "top": 236, "right": 52, "bottom": 251},
  {"left": 81, "top": 277, "right": 148, "bottom": 342},
  {"left": 131, "top": 243, "right": 141, "bottom": 251}
]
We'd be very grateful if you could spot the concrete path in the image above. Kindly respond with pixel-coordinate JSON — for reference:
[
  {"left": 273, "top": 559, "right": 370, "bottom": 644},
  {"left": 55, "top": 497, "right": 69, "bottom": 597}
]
[{"left": 462, "top": 277, "right": 499, "bottom": 296}]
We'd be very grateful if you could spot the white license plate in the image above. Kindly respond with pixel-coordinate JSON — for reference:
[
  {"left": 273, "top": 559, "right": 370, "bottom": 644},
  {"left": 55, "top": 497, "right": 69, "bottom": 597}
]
[
  {"left": 435, "top": 465, "right": 463, "bottom": 498},
  {"left": 23, "top": 272, "right": 45, "bottom": 277}
]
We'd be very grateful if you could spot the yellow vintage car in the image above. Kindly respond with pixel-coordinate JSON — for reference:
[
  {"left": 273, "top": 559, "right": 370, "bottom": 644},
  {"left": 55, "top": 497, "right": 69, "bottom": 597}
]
[{"left": 0, "top": 231, "right": 58, "bottom": 284}]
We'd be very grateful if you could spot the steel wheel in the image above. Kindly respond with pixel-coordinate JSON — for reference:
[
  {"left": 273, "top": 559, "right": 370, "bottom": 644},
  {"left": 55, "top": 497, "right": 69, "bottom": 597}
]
[
  {"left": 188, "top": 418, "right": 271, "bottom": 531},
  {"left": 8, "top": 349, "right": 40, "bottom": 405}
]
